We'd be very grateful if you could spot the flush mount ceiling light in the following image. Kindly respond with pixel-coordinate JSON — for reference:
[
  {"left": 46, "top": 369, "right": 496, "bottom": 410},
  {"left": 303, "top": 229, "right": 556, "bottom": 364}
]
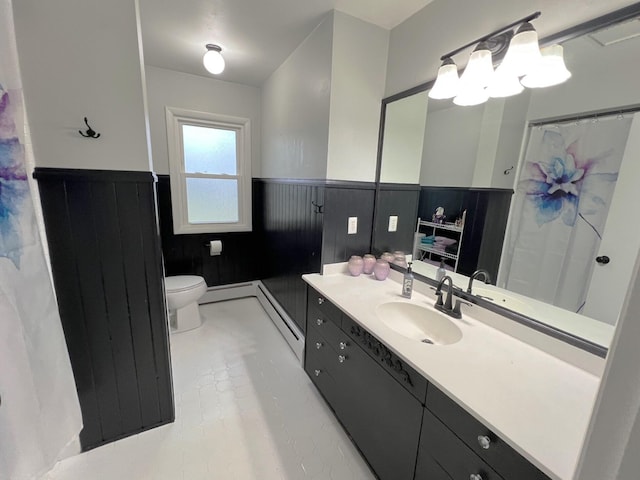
[
  {"left": 430, "top": 12, "right": 571, "bottom": 106},
  {"left": 203, "top": 44, "right": 225, "bottom": 74}
]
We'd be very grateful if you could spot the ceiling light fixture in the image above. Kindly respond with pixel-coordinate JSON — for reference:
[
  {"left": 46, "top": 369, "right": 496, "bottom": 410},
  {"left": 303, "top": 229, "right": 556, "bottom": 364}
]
[
  {"left": 203, "top": 44, "right": 225, "bottom": 75},
  {"left": 430, "top": 12, "right": 572, "bottom": 106}
]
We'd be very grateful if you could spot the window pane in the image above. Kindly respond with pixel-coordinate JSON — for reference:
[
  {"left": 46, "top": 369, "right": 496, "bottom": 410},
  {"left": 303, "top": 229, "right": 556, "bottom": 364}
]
[
  {"left": 186, "top": 178, "right": 239, "bottom": 223},
  {"left": 182, "top": 124, "right": 237, "bottom": 174}
]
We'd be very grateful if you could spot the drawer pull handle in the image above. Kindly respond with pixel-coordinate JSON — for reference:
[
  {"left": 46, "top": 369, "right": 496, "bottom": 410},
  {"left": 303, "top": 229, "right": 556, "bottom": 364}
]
[
  {"left": 470, "top": 474, "right": 483, "bottom": 480},
  {"left": 316, "top": 318, "right": 324, "bottom": 326},
  {"left": 318, "top": 297, "right": 325, "bottom": 305},
  {"left": 316, "top": 342, "right": 323, "bottom": 350},
  {"left": 338, "top": 355, "right": 347, "bottom": 363},
  {"left": 339, "top": 341, "right": 348, "bottom": 350},
  {"left": 477, "top": 435, "right": 491, "bottom": 450},
  {"left": 314, "top": 369, "right": 321, "bottom": 377}
]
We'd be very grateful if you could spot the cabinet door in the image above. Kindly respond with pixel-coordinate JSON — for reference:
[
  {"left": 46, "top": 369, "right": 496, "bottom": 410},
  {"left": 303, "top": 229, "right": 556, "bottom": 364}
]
[
  {"left": 416, "top": 409, "right": 503, "bottom": 480},
  {"left": 336, "top": 335, "right": 423, "bottom": 480}
]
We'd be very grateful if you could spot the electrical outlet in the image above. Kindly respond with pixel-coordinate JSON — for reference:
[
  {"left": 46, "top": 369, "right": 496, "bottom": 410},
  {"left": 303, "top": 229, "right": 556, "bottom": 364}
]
[
  {"left": 388, "top": 215, "right": 398, "bottom": 232},
  {"left": 348, "top": 217, "right": 358, "bottom": 234}
]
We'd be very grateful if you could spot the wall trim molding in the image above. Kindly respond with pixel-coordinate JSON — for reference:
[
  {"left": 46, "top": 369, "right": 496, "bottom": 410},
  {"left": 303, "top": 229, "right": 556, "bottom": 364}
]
[
  {"left": 379, "top": 182, "right": 421, "bottom": 191},
  {"left": 33, "top": 167, "right": 156, "bottom": 183},
  {"left": 254, "top": 177, "right": 376, "bottom": 190}
]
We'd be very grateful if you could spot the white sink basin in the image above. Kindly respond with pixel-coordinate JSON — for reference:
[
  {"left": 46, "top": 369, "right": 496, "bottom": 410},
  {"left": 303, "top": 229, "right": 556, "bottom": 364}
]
[{"left": 376, "top": 302, "right": 462, "bottom": 345}]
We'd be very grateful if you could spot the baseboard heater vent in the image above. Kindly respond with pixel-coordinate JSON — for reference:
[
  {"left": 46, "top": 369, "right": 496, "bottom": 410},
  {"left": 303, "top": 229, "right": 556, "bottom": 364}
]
[{"left": 198, "top": 280, "right": 304, "bottom": 362}]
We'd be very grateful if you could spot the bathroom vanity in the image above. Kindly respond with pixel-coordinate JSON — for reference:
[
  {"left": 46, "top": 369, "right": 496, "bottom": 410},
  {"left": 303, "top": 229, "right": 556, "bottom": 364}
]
[{"left": 302, "top": 267, "right": 603, "bottom": 480}]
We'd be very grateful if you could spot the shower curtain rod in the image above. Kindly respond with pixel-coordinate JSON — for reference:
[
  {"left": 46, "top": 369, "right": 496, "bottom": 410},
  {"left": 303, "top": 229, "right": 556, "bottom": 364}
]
[{"left": 529, "top": 104, "right": 640, "bottom": 127}]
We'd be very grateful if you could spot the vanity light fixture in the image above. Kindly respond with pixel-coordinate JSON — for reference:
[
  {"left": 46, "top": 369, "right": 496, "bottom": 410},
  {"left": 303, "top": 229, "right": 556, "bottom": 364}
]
[
  {"left": 203, "top": 44, "right": 225, "bottom": 74},
  {"left": 430, "top": 12, "right": 572, "bottom": 105}
]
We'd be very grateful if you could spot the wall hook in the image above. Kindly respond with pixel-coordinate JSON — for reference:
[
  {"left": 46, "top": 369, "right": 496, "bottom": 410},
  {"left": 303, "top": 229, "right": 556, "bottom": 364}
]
[
  {"left": 503, "top": 166, "right": 514, "bottom": 175},
  {"left": 79, "top": 117, "right": 101, "bottom": 138},
  {"left": 312, "top": 201, "right": 323, "bottom": 214}
]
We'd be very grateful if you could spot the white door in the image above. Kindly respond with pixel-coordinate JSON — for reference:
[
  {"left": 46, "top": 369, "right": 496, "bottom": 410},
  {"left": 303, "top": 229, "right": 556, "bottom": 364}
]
[{"left": 583, "top": 114, "right": 640, "bottom": 325}]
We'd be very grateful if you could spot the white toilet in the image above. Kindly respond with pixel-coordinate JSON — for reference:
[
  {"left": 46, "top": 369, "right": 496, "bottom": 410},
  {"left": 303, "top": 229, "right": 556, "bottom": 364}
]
[{"left": 165, "top": 275, "right": 207, "bottom": 333}]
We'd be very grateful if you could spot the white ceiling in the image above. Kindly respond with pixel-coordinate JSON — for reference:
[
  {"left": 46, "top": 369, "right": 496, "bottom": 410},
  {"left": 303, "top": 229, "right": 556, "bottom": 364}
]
[{"left": 139, "top": 0, "right": 434, "bottom": 87}]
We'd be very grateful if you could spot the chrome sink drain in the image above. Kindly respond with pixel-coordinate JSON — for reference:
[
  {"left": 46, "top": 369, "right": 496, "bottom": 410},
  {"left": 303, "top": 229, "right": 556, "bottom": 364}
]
[{"left": 421, "top": 338, "right": 434, "bottom": 344}]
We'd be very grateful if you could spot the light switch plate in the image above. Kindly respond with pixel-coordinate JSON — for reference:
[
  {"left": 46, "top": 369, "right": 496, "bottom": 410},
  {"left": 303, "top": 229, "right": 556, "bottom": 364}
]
[
  {"left": 388, "top": 215, "right": 398, "bottom": 232},
  {"left": 348, "top": 217, "right": 358, "bottom": 235}
]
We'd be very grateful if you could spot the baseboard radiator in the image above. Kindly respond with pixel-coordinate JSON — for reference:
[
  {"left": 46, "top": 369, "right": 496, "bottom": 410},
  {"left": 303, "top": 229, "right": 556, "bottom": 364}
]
[{"left": 199, "top": 281, "right": 305, "bottom": 362}]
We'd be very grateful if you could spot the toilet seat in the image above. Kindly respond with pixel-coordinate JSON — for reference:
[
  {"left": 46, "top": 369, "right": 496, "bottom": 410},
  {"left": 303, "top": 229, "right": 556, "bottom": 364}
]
[{"left": 165, "top": 275, "right": 206, "bottom": 293}]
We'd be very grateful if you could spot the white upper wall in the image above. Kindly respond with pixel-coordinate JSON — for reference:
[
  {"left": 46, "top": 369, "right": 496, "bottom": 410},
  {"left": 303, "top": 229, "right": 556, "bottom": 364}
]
[
  {"left": 386, "top": 0, "right": 637, "bottom": 97},
  {"left": 261, "top": 13, "right": 334, "bottom": 179},
  {"left": 326, "top": 11, "right": 389, "bottom": 182},
  {"left": 13, "top": 0, "right": 152, "bottom": 171},
  {"left": 145, "top": 66, "right": 261, "bottom": 175}
]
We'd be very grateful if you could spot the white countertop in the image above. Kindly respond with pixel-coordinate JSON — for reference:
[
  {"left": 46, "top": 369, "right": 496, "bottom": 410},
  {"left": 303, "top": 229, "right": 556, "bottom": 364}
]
[{"left": 303, "top": 269, "right": 603, "bottom": 480}]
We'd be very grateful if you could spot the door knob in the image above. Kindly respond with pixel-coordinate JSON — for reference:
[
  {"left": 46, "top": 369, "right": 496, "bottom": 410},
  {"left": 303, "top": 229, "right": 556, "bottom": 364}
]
[{"left": 596, "top": 255, "right": 610, "bottom": 265}]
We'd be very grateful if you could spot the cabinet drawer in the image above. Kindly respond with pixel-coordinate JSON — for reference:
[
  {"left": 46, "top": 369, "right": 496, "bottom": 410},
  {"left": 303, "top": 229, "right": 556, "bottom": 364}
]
[
  {"left": 342, "top": 314, "right": 428, "bottom": 403},
  {"left": 308, "top": 286, "right": 343, "bottom": 323},
  {"left": 419, "top": 409, "right": 502, "bottom": 480},
  {"left": 307, "top": 303, "right": 343, "bottom": 349},
  {"left": 304, "top": 328, "right": 342, "bottom": 410},
  {"left": 426, "top": 386, "right": 550, "bottom": 480}
]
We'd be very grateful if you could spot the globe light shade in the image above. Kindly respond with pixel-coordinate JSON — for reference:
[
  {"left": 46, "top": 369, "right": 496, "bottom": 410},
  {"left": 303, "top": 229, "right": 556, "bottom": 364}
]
[
  {"left": 487, "top": 63, "right": 525, "bottom": 98},
  {"left": 454, "top": 42, "right": 493, "bottom": 106},
  {"left": 429, "top": 58, "right": 460, "bottom": 99},
  {"left": 458, "top": 42, "right": 495, "bottom": 89},
  {"left": 500, "top": 22, "right": 542, "bottom": 77},
  {"left": 203, "top": 44, "right": 225, "bottom": 74},
  {"left": 521, "top": 44, "right": 572, "bottom": 88},
  {"left": 453, "top": 86, "right": 489, "bottom": 106}
]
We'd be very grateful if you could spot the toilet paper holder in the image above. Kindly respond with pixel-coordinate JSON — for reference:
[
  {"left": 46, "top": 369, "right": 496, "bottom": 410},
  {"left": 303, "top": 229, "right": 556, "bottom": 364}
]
[{"left": 204, "top": 240, "right": 223, "bottom": 256}]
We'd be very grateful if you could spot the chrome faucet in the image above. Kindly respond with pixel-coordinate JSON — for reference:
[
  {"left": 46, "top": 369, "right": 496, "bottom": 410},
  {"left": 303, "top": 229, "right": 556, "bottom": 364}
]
[
  {"left": 467, "top": 269, "right": 492, "bottom": 295},
  {"left": 435, "top": 275, "right": 466, "bottom": 319}
]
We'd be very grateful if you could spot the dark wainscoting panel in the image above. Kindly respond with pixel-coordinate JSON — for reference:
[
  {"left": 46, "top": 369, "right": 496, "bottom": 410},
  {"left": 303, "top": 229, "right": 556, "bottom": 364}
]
[
  {"left": 372, "top": 184, "right": 420, "bottom": 256},
  {"left": 254, "top": 179, "right": 324, "bottom": 333},
  {"left": 155, "top": 175, "right": 259, "bottom": 286},
  {"left": 33, "top": 168, "right": 174, "bottom": 451},
  {"left": 321, "top": 184, "right": 376, "bottom": 265},
  {"left": 476, "top": 190, "right": 514, "bottom": 278},
  {"left": 418, "top": 187, "right": 513, "bottom": 279}
]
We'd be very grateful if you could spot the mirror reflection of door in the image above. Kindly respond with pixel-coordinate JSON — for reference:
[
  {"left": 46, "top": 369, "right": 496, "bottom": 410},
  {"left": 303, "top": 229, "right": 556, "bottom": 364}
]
[{"left": 500, "top": 113, "right": 639, "bottom": 325}]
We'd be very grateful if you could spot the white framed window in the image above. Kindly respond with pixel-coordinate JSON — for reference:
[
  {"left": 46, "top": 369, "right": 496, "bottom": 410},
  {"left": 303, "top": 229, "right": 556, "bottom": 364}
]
[{"left": 165, "top": 107, "right": 252, "bottom": 234}]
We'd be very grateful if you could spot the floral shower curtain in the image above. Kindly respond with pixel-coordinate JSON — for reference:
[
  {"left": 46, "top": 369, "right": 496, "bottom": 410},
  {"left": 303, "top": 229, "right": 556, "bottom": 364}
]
[
  {"left": 500, "top": 115, "right": 633, "bottom": 313},
  {"left": 0, "top": 1, "right": 82, "bottom": 479}
]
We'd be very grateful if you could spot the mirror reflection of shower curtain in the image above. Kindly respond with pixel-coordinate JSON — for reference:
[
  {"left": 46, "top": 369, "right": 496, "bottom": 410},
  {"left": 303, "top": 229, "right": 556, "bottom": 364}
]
[{"left": 501, "top": 115, "right": 632, "bottom": 314}]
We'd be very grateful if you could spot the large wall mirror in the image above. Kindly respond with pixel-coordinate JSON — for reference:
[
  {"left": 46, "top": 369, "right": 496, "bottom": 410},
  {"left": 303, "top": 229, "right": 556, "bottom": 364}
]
[{"left": 374, "top": 4, "right": 640, "bottom": 355}]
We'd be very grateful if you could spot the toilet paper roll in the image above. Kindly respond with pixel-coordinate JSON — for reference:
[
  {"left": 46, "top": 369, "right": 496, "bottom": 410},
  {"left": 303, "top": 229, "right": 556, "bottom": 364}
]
[{"left": 209, "top": 240, "right": 222, "bottom": 256}]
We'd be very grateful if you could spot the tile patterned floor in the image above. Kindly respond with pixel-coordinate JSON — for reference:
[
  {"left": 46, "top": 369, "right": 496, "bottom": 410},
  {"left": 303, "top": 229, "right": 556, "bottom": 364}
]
[{"left": 44, "top": 298, "right": 375, "bottom": 480}]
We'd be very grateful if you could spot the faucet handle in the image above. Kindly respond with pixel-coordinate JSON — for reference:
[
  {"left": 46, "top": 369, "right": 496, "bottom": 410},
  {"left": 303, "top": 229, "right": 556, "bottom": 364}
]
[
  {"left": 453, "top": 299, "right": 472, "bottom": 315},
  {"left": 434, "top": 290, "right": 444, "bottom": 307}
]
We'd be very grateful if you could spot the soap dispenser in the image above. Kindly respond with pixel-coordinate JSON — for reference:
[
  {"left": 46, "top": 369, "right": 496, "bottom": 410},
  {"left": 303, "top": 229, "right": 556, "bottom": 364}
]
[
  {"left": 436, "top": 259, "right": 446, "bottom": 283},
  {"left": 402, "top": 262, "right": 414, "bottom": 299}
]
